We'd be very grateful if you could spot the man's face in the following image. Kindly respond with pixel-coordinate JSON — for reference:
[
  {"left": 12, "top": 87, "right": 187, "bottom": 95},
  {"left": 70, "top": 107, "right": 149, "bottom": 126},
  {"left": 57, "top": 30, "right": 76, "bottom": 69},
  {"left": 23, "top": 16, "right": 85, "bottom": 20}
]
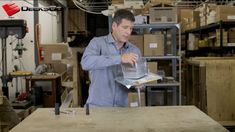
[{"left": 112, "top": 19, "right": 134, "bottom": 44}]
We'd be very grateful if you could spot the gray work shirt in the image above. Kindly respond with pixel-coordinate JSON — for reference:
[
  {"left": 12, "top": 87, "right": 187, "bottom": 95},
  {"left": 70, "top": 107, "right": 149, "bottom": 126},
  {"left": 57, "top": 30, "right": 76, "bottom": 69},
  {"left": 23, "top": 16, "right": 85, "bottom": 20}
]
[{"left": 81, "top": 33, "right": 141, "bottom": 107}]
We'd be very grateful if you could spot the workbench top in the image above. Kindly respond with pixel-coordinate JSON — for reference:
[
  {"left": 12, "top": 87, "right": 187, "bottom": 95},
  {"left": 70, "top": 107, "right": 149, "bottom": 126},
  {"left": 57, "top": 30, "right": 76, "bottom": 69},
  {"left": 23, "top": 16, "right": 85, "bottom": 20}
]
[{"left": 10, "top": 106, "right": 228, "bottom": 132}]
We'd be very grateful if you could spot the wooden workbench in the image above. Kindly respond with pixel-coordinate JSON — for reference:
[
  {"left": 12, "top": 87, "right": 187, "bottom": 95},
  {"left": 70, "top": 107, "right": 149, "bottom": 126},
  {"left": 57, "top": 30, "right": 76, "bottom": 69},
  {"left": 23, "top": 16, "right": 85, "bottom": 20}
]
[
  {"left": 9, "top": 106, "right": 228, "bottom": 132},
  {"left": 25, "top": 75, "right": 61, "bottom": 107}
]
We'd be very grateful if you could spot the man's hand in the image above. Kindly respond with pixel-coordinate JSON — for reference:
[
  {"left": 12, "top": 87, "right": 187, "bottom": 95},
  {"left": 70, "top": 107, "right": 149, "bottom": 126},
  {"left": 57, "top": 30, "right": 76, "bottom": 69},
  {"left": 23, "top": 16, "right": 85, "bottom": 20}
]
[{"left": 121, "top": 53, "right": 138, "bottom": 65}]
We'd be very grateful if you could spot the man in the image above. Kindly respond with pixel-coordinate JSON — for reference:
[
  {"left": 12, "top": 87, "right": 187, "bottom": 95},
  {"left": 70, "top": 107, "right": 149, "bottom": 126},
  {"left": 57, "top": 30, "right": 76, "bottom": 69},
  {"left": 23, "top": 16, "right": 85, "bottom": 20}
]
[{"left": 81, "top": 9, "right": 141, "bottom": 107}]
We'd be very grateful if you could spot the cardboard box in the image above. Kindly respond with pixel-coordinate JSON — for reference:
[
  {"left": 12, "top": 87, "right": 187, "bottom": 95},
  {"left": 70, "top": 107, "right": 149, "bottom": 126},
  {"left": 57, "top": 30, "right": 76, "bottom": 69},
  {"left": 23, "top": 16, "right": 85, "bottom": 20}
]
[
  {"left": 146, "top": 0, "right": 173, "bottom": 6},
  {"left": 144, "top": 34, "right": 164, "bottom": 56},
  {"left": 112, "top": 0, "right": 124, "bottom": 4},
  {"left": 180, "top": 9, "right": 193, "bottom": 22},
  {"left": 128, "top": 92, "right": 145, "bottom": 107},
  {"left": 149, "top": 7, "right": 178, "bottom": 23},
  {"left": 129, "top": 35, "right": 144, "bottom": 55},
  {"left": 200, "top": 15, "right": 207, "bottom": 26},
  {"left": 40, "top": 43, "right": 68, "bottom": 74},
  {"left": 0, "top": 96, "right": 3, "bottom": 105},
  {"left": 124, "top": 0, "right": 143, "bottom": 7},
  {"left": 0, "top": 90, "right": 3, "bottom": 105},
  {"left": 147, "top": 62, "right": 158, "bottom": 84},
  {"left": 216, "top": 29, "right": 228, "bottom": 47},
  {"left": 191, "top": 11, "right": 200, "bottom": 28},
  {"left": 179, "top": 9, "right": 194, "bottom": 31},
  {"left": 228, "top": 29, "right": 235, "bottom": 43},
  {"left": 216, "top": 5, "right": 235, "bottom": 21},
  {"left": 148, "top": 62, "right": 158, "bottom": 74}
]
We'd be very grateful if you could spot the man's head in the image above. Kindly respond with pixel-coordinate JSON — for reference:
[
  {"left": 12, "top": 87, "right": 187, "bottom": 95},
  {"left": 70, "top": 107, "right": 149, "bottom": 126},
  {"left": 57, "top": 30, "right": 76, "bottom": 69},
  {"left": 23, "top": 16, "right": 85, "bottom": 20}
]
[
  {"left": 112, "top": 9, "right": 135, "bottom": 45},
  {"left": 112, "top": 9, "right": 135, "bottom": 25}
]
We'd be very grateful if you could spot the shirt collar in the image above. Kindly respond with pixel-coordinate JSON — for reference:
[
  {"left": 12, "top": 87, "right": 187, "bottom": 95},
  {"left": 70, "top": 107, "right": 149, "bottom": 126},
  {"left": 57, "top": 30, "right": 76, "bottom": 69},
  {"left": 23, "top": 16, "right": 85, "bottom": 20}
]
[{"left": 107, "top": 33, "right": 129, "bottom": 49}]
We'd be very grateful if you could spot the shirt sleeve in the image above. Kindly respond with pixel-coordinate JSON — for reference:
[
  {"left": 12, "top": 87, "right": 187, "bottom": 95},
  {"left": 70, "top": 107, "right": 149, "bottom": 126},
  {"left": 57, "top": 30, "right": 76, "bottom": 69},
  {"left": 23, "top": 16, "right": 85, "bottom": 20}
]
[{"left": 81, "top": 38, "right": 122, "bottom": 71}]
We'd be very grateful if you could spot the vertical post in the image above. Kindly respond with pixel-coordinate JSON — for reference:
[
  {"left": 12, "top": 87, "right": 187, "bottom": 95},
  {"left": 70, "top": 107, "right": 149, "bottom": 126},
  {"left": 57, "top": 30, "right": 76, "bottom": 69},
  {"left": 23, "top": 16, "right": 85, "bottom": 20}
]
[
  {"left": 178, "top": 25, "right": 182, "bottom": 105},
  {"left": 108, "top": 15, "right": 112, "bottom": 33},
  {"left": 219, "top": 21, "right": 223, "bottom": 56},
  {"left": 171, "top": 26, "right": 178, "bottom": 105},
  {"left": 1, "top": 38, "right": 8, "bottom": 98},
  {"left": 62, "top": 6, "right": 68, "bottom": 42},
  {"left": 137, "top": 88, "right": 141, "bottom": 107},
  {"left": 15, "top": 77, "right": 19, "bottom": 98},
  {"left": 34, "top": 0, "right": 39, "bottom": 66}
]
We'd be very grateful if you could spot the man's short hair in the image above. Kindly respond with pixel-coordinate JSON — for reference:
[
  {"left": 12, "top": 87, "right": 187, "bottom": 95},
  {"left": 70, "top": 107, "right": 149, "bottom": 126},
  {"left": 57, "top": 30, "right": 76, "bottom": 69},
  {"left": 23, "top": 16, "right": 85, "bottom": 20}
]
[{"left": 112, "top": 9, "right": 135, "bottom": 25}]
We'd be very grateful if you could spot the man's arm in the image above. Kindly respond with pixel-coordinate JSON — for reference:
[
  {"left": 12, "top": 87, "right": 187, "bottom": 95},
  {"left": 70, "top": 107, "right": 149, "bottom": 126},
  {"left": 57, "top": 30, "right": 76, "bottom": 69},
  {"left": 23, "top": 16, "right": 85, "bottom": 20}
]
[{"left": 81, "top": 38, "right": 122, "bottom": 71}]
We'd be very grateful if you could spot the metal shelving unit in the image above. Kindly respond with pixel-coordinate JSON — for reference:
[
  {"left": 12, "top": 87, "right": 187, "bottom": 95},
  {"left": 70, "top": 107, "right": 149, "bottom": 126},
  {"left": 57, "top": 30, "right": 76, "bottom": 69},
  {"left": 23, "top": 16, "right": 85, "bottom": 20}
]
[
  {"left": 146, "top": 82, "right": 181, "bottom": 87},
  {"left": 134, "top": 23, "right": 182, "bottom": 105},
  {"left": 144, "top": 56, "right": 180, "bottom": 60},
  {"left": 184, "top": 21, "right": 235, "bottom": 57}
]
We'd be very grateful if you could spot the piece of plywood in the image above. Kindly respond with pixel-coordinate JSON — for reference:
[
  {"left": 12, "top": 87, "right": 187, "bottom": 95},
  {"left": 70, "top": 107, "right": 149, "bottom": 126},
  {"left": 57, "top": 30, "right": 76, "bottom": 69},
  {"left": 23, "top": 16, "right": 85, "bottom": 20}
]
[
  {"left": 9, "top": 106, "right": 228, "bottom": 132},
  {"left": 187, "top": 58, "right": 235, "bottom": 122},
  {"left": 206, "top": 60, "right": 235, "bottom": 121},
  {"left": 0, "top": 90, "right": 3, "bottom": 105},
  {"left": 68, "top": 9, "right": 87, "bottom": 32}
]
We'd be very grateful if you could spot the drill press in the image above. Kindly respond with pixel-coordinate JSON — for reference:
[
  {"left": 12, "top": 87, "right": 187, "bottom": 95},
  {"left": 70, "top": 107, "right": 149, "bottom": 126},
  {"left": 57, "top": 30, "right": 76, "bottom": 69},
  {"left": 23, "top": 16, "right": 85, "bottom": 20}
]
[{"left": 0, "top": 19, "right": 27, "bottom": 98}]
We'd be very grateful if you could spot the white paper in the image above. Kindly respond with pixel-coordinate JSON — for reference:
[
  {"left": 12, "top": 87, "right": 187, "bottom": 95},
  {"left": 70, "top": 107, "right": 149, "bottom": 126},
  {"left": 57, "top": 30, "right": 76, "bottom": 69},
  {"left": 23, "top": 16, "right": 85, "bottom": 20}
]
[
  {"left": 51, "top": 53, "right": 62, "bottom": 60},
  {"left": 227, "top": 16, "right": 235, "bottom": 20},
  {"left": 149, "top": 43, "right": 158, "bottom": 48},
  {"left": 130, "top": 102, "right": 139, "bottom": 107}
]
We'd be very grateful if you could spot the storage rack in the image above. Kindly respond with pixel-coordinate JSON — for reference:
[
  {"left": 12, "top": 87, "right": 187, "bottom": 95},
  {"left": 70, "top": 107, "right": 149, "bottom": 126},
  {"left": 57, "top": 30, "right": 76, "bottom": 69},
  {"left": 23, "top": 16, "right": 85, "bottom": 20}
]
[
  {"left": 184, "top": 21, "right": 235, "bottom": 57},
  {"left": 133, "top": 23, "right": 182, "bottom": 105}
]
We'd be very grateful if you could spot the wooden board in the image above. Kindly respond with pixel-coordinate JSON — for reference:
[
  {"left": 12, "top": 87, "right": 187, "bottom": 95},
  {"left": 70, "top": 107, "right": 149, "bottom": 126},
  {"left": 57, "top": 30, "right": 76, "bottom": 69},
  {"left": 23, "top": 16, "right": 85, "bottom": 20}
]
[
  {"left": 0, "top": 90, "right": 3, "bottom": 105},
  {"left": 206, "top": 60, "right": 235, "bottom": 121},
  {"left": 10, "top": 106, "right": 228, "bottom": 132},
  {"left": 186, "top": 58, "right": 235, "bottom": 122},
  {"left": 68, "top": 9, "right": 87, "bottom": 32}
]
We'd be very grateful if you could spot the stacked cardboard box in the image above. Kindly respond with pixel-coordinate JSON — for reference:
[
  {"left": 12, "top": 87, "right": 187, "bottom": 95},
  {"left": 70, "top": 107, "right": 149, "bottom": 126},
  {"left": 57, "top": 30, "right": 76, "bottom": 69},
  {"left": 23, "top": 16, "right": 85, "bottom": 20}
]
[
  {"left": 40, "top": 43, "right": 69, "bottom": 74},
  {"left": 184, "top": 10, "right": 200, "bottom": 30},
  {"left": 144, "top": 34, "right": 164, "bottom": 56},
  {"left": 179, "top": 9, "right": 193, "bottom": 31},
  {"left": 206, "top": 4, "right": 217, "bottom": 24},
  {"left": 216, "top": 5, "right": 235, "bottom": 22},
  {"left": 147, "top": 62, "right": 158, "bottom": 84},
  {"left": 216, "top": 29, "right": 228, "bottom": 47},
  {"left": 129, "top": 35, "right": 144, "bottom": 55},
  {"left": 112, "top": 0, "right": 124, "bottom": 4},
  {"left": 149, "top": 7, "right": 178, "bottom": 23},
  {"left": 144, "top": 0, "right": 174, "bottom": 14},
  {"left": 124, "top": 0, "right": 143, "bottom": 7},
  {"left": 0, "top": 90, "right": 3, "bottom": 105},
  {"left": 228, "top": 29, "right": 235, "bottom": 44},
  {"left": 128, "top": 92, "right": 145, "bottom": 107},
  {"left": 188, "top": 33, "right": 199, "bottom": 50}
]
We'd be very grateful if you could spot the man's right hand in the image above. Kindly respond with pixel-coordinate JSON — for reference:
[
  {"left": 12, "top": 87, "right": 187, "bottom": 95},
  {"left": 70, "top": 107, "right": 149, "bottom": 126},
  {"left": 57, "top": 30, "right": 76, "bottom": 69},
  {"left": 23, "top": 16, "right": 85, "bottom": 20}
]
[{"left": 121, "top": 53, "right": 138, "bottom": 65}]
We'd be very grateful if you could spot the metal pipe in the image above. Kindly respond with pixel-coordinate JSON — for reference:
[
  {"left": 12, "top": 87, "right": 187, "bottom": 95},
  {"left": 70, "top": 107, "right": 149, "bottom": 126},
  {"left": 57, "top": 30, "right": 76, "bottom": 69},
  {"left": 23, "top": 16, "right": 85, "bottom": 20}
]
[
  {"left": 1, "top": 38, "right": 9, "bottom": 98},
  {"left": 137, "top": 88, "right": 141, "bottom": 107}
]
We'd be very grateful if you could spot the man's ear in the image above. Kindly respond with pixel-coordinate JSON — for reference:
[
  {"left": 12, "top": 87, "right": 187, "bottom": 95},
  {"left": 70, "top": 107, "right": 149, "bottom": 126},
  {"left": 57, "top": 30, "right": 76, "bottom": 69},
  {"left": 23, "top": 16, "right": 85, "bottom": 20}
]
[{"left": 112, "top": 22, "right": 117, "bottom": 29}]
